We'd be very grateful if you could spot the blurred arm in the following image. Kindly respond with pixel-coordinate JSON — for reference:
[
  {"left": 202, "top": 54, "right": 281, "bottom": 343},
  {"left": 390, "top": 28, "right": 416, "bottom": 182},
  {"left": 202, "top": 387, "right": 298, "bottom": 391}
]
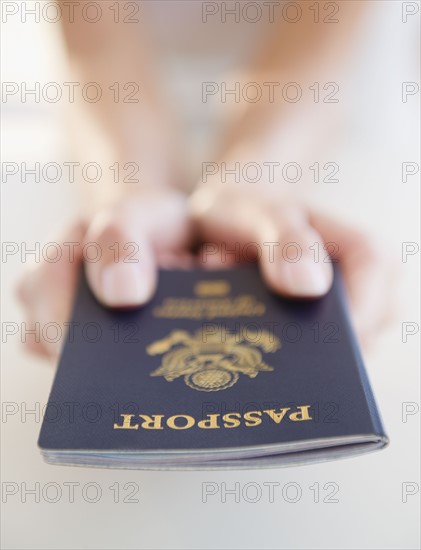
[
  {"left": 57, "top": 0, "right": 186, "bottom": 210},
  {"left": 212, "top": 0, "right": 367, "bottom": 165}
]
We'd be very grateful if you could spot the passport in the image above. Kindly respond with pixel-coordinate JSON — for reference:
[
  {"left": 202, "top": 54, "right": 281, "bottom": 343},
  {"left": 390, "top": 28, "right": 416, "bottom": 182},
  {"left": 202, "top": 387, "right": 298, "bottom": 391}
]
[{"left": 38, "top": 265, "right": 388, "bottom": 469}]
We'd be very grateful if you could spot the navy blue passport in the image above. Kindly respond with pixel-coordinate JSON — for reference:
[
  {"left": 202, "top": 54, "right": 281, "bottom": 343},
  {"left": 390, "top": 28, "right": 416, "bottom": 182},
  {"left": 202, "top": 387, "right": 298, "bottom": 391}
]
[{"left": 39, "top": 266, "right": 388, "bottom": 469}]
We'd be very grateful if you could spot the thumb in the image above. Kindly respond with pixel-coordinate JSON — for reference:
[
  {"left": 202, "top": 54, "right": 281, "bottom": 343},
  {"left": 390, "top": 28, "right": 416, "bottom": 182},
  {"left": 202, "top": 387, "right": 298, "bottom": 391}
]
[
  {"left": 257, "top": 205, "right": 334, "bottom": 298},
  {"left": 84, "top": 209, "right": 157, "bottom": 308},
  {"left": 189, "top": 187, "right": 332, "bottom": 298}
]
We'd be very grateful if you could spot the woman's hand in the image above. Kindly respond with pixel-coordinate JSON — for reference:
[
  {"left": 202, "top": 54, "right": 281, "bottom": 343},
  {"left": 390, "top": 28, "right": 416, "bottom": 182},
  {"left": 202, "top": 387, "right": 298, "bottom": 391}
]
[
  {"left": 17, "top": 188, "right": 192, "bottom": 358},
  {"left": 188, "top": 184, "right": 396, "bottom": 346},
  {"left": 18, "top": 186, "right": 395, "bottom": 359}
]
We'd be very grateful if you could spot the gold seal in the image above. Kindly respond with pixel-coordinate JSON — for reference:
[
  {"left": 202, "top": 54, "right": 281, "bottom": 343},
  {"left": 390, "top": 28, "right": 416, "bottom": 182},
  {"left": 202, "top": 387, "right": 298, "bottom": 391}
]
[{"left": 147, "top": 328, "right": 281, "bottom": 392}]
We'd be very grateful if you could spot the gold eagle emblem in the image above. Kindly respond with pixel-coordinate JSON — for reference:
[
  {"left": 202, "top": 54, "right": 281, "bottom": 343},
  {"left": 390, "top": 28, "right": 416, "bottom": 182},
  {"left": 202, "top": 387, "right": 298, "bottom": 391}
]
[{"left": 147, "top": 328, "right": 281, "bottom": 392}]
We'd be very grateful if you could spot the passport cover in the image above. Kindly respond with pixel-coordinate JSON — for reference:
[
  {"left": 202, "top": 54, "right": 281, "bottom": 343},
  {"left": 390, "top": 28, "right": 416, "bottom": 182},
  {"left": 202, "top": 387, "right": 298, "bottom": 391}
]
[{"left": 39, "top": 265, "right": 388, "bottom": 469}]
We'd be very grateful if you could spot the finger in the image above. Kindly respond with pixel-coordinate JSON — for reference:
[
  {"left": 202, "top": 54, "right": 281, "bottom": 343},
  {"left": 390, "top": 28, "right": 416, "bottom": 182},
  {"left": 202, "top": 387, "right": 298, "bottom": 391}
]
[
  {"left": 256, "top": 204, "right": 334, "bottom": 298},
  {"left": 20, "top": 317, "right": 56, "bottom": 359},
  {"left": 84, "top": 208, "right": 157, "bottom": 308},
  {"left": 17, "top": 221, "right": 86, "bottom": 359},
  {"left": 196, "top": 243, "right": 239, "bottom": 270},
  {"left": 156, "top": 249, "right": 196, "bottom": 270},
  {"left": 310, "top": 211, "right": 398, "bottom": 343},
  {"left": 189, "top": 188, "right": 333, "bottom": 297}
]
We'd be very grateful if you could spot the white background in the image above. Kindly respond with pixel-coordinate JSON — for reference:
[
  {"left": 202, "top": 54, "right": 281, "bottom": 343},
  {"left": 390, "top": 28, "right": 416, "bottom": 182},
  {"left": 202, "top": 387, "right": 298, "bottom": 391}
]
[{"left": 1, "top": 1, "right": 420, "bottom": 549}]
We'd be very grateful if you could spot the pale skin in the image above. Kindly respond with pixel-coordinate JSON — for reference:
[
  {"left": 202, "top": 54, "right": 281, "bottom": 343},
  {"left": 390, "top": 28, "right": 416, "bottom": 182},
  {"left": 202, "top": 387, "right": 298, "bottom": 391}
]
[{"left": 18, "top": 1, "right": 396, "bottom": 358}]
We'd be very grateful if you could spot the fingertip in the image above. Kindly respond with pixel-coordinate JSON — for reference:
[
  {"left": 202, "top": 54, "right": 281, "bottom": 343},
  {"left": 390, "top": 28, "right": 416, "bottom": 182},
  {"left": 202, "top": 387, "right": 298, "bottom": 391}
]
[
  {"left": 89, "top": 262, "right": 157, "bottom": 308},
  {"left": 262, "top": 259, "right": 333, "bottom": 299}
]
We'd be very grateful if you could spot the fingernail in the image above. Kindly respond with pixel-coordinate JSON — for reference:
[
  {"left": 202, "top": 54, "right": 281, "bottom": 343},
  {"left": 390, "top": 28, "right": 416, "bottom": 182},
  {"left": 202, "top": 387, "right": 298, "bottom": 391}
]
[
  {"left": 280, "top": 257, "right": 331, "bottom": 297},
  {"left": 101, "top": 263, "right": 152, "bottom": 306}
]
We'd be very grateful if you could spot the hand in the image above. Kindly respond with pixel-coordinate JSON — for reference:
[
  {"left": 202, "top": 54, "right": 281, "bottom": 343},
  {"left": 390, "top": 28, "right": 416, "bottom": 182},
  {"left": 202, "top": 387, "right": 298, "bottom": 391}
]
[
  {"left": 17, "top": 188, "right": 192, "bottom": 358},
  {"left": 189, "top": 184, "right": 396, "bottom": 347},
  {"left": 18, "top": 187, "right": 395, "bottom": 359}
]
